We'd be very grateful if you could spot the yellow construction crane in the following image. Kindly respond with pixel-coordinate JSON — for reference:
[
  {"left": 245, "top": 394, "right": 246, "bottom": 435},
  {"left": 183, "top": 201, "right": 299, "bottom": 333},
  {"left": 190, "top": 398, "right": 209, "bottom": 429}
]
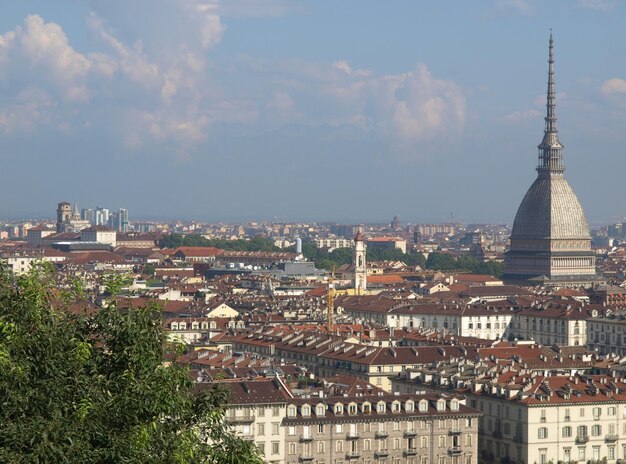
[{"left": 327, "top": 267, "right": 336, "bottom": 331}]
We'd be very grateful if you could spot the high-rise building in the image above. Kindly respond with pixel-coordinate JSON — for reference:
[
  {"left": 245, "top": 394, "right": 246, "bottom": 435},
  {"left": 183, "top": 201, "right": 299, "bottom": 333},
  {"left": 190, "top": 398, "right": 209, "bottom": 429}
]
[
  {"left": 81, "top": 208, "right": 94, "bottom": 224},
  {"left": 504, "top": 34, "right": 598, "bottom": 287},
  {"left": 118, "top": 208, "right": 129, "bottom": 233},
  {"left": 95, "top": 207, "right": 109, "bottom": 226}
]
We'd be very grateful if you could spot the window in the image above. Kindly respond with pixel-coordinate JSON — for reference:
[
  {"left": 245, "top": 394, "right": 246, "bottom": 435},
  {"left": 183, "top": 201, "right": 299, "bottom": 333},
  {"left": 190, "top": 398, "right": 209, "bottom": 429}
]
[
  {"left": 450, "top": 400, "right": 459, "bottom": 411},
  {"left": 540, "top": 410, "right": 546, "bottom": 423},
  {"left": 272, "top": 405, "right": 280, "bottom": 416},
  {"left": 592, "top": 407, "right": 601, "bottom": 419},
  {"left": 258, "top": 423, "right": 266, "bottom": 436},
  {"left": 316, "top": 404, "right": 325, "bottom": 416},
  {"left": 317, "top": 441, "right": 325, "bottom": 454},
  {"left": 287, "top": 406, "right": 296, "bottom": 417},
  {"left": 272, "top": 422, "right": 279, "bottom": 435},
  {"left": 580, "top": 408, "right": 585, "bottom": 418},
  {"left": 578, "top": 447, "right": 586, "bottom": 461},
  {"left": 302, "top": 405, "right": 311, "bottom": 417},
  {"left": 608, "top": 406, "right": 617, "bottom": 416},
  {"left": 609, "top": 446, "right": 616, "bottom": 460},
  {"left": 592, "top": 425, "right": 602, "bottom": 436},
  {"left": 419, "top": 400, "right": 428, "bottom": 412},
  {"left": 271, "top": 442, "right": 279, "bottom": 455},
  {"left": 318, "top": 424, "right": 324, "bottom": 434},
  {"left": 562, "top": 426, "right": 571, "bottom": 438},
  {"left": 577, "top": 425, "right": 588, "bottom": 438},
  {"left": 336, "top": 440, "right": 343, "bottom": 453},
  {"left": 465, "top": 434, "right": 472, "bottom": 446},
  {"left": 289, "top": 443, "right": 296, "bottom": 455},
  {"left": 393, "top": 421, "right": 400, "bottom": 431},
  {"left": 364, "top": 439, "right": 371, "bottom": 451},
  {"left": 538, "top": 427, "right": 548, "bottom": 439},
  {"left": 378, "top": 402, "right": 386, "bottom": 413},
  {"left": 394, "top": 438, "right": 400, "bottom": 450},
  {"left": 257, "top": 442, "right": 265, "bottom": 455},
  {"left": 258, "top": 407, "right": 265, "bottom": 417},
  {"left": 421, "top": 436, "right": 428, "bottom": 448},
  {"left": 335, "top": 424, "right": 343, "bottom": 434}
]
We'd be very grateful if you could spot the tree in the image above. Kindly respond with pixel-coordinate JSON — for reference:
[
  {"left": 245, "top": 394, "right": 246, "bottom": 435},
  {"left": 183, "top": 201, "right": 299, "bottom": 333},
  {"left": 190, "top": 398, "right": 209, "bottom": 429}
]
[{"left": 0, "top": 262, "right": 262, "bottom": 464}]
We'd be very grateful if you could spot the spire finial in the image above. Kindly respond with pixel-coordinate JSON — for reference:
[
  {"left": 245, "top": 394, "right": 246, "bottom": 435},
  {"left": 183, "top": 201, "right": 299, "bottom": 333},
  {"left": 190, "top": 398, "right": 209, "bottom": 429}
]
[{"left": 537, "top": 31, "right": 564, "bottom": 175}]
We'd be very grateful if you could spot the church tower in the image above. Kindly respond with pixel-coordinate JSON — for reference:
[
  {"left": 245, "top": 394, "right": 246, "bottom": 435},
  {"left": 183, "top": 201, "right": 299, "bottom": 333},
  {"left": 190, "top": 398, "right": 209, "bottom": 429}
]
[
  {"left": 354, "top": 227, "right": 367, "bottom": 294},
  {"left": 504, "top": 34, "right": 598, "bottom": 287}
]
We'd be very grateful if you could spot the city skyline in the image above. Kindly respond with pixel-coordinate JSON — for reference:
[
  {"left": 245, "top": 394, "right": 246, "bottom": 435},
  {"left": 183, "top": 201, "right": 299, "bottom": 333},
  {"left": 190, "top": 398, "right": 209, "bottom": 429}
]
[{"left": 1, "top": 1, "right": 626, "bottom": 223}]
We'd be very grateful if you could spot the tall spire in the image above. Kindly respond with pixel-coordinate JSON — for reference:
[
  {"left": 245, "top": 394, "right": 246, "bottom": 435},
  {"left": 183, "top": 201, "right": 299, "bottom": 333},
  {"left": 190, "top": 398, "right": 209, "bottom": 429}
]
[{"left": 537, "top": 31, "right": 564, "bottom": 175}]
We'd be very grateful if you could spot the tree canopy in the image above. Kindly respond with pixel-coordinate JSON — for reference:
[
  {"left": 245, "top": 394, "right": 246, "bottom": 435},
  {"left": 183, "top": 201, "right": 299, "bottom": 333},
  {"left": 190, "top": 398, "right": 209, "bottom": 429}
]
[
  {"left": 0, "top": 263, "right": 262, "bottom": 464},
  {"left": 160, "top": 234, "right": 280, "bottom": 252}
]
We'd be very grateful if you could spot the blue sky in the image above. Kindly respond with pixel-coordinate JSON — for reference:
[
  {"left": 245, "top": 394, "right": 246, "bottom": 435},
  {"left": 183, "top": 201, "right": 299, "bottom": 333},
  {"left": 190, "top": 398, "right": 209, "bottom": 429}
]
[{"left": 1, "top": 0, "right": 626, "bottom": 224}]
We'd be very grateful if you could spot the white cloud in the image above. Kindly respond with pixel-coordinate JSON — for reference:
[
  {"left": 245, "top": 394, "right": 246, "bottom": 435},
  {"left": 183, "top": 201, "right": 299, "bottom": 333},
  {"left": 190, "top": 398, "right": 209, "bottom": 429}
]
[
  {"left": 0, "top": 88, "right": 54, "bottom": 134},
  {"left": 182, "top": 1, "right": 225, "bottom": 48},
  {"left": 86, "top": 14, "right": 160, "bottom": 86},
  {"left": 601, "top": 78, "right": 626, "bottom": 95},
  {"left": 578, "top": 0, "right": 618, "bottom": 11},
  {"left": 503, "top": 109, "right": 542, "bottom": 122}
]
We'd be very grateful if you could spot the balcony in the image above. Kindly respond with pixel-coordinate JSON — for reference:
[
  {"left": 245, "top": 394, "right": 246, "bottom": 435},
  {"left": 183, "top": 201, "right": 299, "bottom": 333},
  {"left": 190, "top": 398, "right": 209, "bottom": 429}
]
[
  {"left": 346, "top": 433, "right": 360, "bottom": 440},
  {"left": 403, "top": 430, "right": 417, "bottom": 438},
  {"left": 575, "top": 435, "right": 589, "bottom": 445},
  {"left": 448, "top": 428, "right": 462, "bottom": 436},
  {"left": 448, "top": 447, "right": 462, "bottom": 456},
  {"left": 375, "top": 450, "right": 390, "bottom": 458},
  {"left": 299, "top": 455, "right": 314, "bottom": 462},
  {"left": 404, "top": 449, "right": 418, "bottom": 457},
  {"left": 241, "top": 434, "right": 254, "bottom": 441},
  {"left": 225, "top": 414, "right": 254, "bottom": 424},
  {"left": 299, "top": 435, "right": 313, "bottom": 443},
  {"left": 605, "top": 434, "right": 618, "bottom": 443},
  {"left": 346, "top": 452, "right": 361, "bottom": 460},
  {"left": 375, "top": 431, "right": 389, "bottom": 439}
]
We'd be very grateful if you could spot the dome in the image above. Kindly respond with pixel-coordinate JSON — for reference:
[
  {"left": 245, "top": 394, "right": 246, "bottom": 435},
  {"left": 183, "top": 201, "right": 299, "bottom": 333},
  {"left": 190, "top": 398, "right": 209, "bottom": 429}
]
[{"left": 511, "top": 174, "right": 590, "bottom": 240}]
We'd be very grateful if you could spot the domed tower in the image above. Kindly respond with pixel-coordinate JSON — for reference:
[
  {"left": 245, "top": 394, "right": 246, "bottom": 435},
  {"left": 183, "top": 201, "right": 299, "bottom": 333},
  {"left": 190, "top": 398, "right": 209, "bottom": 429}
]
[{"left": 504, "top": 34, "right": 598, "bottom": 287}]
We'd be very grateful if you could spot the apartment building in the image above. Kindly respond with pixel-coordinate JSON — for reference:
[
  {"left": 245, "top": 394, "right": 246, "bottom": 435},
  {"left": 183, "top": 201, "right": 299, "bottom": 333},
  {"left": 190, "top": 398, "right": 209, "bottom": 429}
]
[
  {"left": 283, "top": 392, "right": 480, "bottom": 464},
  {"left": 587, "top": 310, "right": 626, "bottom": 356},
  {"left": 392, "top": 371, "right": 626, "bottom": 464},
  {"left": 512, "top": 303, "right": 594, "bottom": 346}
]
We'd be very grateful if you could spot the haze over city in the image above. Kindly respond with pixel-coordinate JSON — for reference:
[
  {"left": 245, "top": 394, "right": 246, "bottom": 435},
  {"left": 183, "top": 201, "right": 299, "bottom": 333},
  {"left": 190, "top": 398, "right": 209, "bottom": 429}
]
[{"left": 1, "top": 0, "right": 626, "bottom": 223}]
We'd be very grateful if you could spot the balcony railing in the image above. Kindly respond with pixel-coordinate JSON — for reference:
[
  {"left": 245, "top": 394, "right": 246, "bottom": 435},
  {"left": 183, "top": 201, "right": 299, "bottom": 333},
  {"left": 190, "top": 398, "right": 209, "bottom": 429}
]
[
  {"left": 346, "top": 452, "right": 361, "bottom": 459},
  {"left": 404, "top": 449, "right": 418, "bottom": 457},
  {"left": 575, "top": 435, "right": 589, "bottom": 444},
  {"left": 449, "top": 428, "right": 462, "bottom": 436},
  {"left": 225, "top": 414, "right": 254, "bottom": 424},
  {"left": 605, "top": 434, "right": 618, "bottom": 443},
  {"left": 299, "top": 455, "right": 314, "bottom": 462},
  {"left": 375, "top": 450, "right": 390, "bottom": 458},
  {"left": 375, "top": 431, "right": 389, "bottom": 439},
  {"left": 346, "top": 432, "right": 360, "bottom": 440},
  {"left": 403, "top": 430, "right": 417, "bottom": 438},
  {"left": 448, "top": 446, "right": 462, "bottom": 456},
  {"left": 299, "top": 435, "right": 313, "bottom": 443}
]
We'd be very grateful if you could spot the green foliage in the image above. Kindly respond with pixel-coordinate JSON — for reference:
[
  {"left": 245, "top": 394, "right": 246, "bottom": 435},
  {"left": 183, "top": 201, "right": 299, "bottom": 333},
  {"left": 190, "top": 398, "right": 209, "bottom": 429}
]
[
  {"left": 0, "top": 262, "right": 262, "bottom": 464},
  {"left": 426, "top": 252, "right": 504, "bottom": 277},
  {"left": 298, "top": 241, "right": 426, "bottom": 271},
  {"left": 143, "top": 264, "right": 156, "bottom": 277},
  {"left": 160, "top": 234, "right": 280, "bottom": 252}
]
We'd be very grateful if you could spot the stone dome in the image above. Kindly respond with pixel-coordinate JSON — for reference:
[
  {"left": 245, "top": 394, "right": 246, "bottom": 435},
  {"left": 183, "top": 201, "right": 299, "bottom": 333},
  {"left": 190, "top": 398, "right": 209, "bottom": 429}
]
[{"left": 510, "top": 174, "right": 590, "bottom": 240}]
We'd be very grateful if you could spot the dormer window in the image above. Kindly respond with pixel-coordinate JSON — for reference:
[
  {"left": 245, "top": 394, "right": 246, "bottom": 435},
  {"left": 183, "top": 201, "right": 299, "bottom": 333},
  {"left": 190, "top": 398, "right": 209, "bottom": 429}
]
[
  {"left": 419, "top": 400, "right": 428, "bottom": 412},
  {"left": 335, "top": 403, "right": 344, "bottom": 415},
  {"left": 450, "top": 399, "right": 460, "bottom": 411},
  {"left": 302, "top": 405, "right": 311, "bottom": 417},
  {"left": 363, "top": 403, "right": 371, "bottom": 414},
  {"left": 287, "top": 405, "right": 297, "bottom": 417},
  {"left": 437, "top": 400, "right": 446, "bottom": 412},
  {"left": 316, "top": 404, "right": 326, "bottom": 416},
  {"left": 392, "top": 401, "right": 401, "bottom": 412},
  {"left": 348, "top": 403, "right": 357, "bottom": 415},
  {"left": 405, "top": 401, "right": 414, "bottom": 412},
  {"left": 377, "top": 402, "right": 386, "bottom": 413}
]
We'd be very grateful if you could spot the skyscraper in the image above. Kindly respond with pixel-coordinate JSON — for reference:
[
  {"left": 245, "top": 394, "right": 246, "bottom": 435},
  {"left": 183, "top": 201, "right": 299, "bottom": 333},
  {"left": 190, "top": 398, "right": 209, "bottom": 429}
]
[{"left": 504, "top": 34, "right": 598, "bottom": 287}]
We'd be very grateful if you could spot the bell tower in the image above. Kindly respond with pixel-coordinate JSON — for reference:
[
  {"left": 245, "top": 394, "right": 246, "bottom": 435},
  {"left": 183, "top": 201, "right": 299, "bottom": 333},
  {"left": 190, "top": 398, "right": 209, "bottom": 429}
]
[{"left": 353, "top": 227, "right": 367, "bottom": 294}]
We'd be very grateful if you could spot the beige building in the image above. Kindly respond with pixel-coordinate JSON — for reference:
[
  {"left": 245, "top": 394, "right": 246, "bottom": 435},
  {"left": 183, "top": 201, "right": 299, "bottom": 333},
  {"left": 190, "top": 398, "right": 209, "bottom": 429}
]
[
  {"left": 587, "top": 310, "right": 626, "bottom": 356},
  {"left": 283, "top": 392, "right": 480, "bottom": 464},
  {"left": 393, "top": 371, "right": 626, "bottom": 464}
]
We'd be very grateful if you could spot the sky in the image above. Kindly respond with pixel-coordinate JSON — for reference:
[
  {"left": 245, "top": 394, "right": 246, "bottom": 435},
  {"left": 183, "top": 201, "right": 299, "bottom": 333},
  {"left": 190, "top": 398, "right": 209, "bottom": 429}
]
[{"left": 1, "top": 0, "right": 626, "bottom": 224}]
